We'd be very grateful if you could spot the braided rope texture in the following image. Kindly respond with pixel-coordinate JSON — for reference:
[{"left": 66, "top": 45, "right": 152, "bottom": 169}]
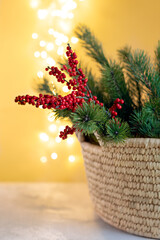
[{"left": 80, "top": 138, "right": 160, "bottom": 238}]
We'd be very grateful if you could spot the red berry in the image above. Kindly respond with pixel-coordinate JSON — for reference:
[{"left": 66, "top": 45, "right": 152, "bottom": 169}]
[
  {"left": 111, "top": 111, "right": 117, "bottom": 116},
  {"left": 116, "top": 104, "right": 122, "bottom": 110},
  {"left": 93, "top": 96, "right": 97, "bottom": 100},
  {"left": 115, "top": 98, "right": 120, "bottom": 103},
  {"left": 120, "top": 99, "right": 124, "bottom": 104}
]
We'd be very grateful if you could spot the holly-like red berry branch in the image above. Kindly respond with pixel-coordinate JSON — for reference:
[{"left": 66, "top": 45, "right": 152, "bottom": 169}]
[{"left": 15, "top": 44, "right": 124, "bottom": 139}]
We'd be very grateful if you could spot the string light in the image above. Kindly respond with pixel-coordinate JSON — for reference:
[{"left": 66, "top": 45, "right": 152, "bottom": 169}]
[
  {"left": 30, "top": 0, "right": 39, "bottom": 8},
  {"left": 48, "top": 113, "right": 55, "bottom": 122},
  {"left": 41, "top": 51, "right": 47, "bottom": 58},
  {"left": 71, "top": 36, "right": 78, "bottom": 44},
  {"left": 62, "top": 86, "right": 69, "bottom": 93},
  {"left": 48, "top": 28, "right": 54, "bottom": 35},
  {"left": 68, "top": 13, "right": 74, "bottom": 19},
  {"left": 49, "top": 124, "right": 57, "bottom": 132},
  {"left": 53, "top": 31, "right": 59, "bottom": 38},
  {"left": 55, "top": 137, "right": 62, "bottom": 143},
  {"left": 57, "top": 46, "right": 64, "bottom": 55},
  {"left": 46, "top": 57, "right": 56, "bottom": 65},
  {"left": 40, "top": 156, "right": 47, "bottom": 163},
  {"left": 59, "top": 0, "right": 66, "bottom": 3},
  {"left": 34, "top": 51, "right": 40, "bottom": 57},
  {"left": 46, "top": 43, "right": 54, "bottom": 51},
  {"left": 55, "top": 38, "right": 62, "bottom": 46},
  {"left": 31, "top": 0, "right": 85, "bottom": 165},
  {"left": 62, "top": 1, "right": 77, "bottom": 11},
  {"left": 68, "top": 155, "right": 75, "bottom": 162},
  {"left": 51, "top": 152, "right": 58, "bottom": 159},
  {"left": 37, "top": 71, "right": 44, "bottom": 78},
  {"left": 67, "top": 137, "right": 74, "bottom": 144},
  {"left": 40, "top": 40, "right": 46, "bottom": 47},
  {"left": 39, "top": 133, "right": 49, "bottom": 142},
  {"left": 32, "top": 33, "right": 38, "bottom": 39},
  {"left": 62, "top": 35, "right": 68, "bottom": 43},
  {"left": 59, "top": 125, "right": 65, "bottom": 131},
  {"left": 38, "top": 9, "right": 48, "bottom": 19},
  {"left": 58, "top": 21, "right": 70, "bottom": 32}
]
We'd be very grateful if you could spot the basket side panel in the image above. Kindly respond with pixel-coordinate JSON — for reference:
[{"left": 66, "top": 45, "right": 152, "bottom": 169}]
[{"left": 81, "top": 140, "right": 160, "bottom": 239}]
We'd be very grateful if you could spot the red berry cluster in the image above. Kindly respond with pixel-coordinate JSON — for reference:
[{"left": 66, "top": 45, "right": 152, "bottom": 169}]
[
  {"left": 46, "top": 66, "right": 66, "bottom": 83},
  {"left": 45, "top": 44, "right": 103, "bottom": 106},
  {"left": 109, "top": 98, "right": 124, "bottom": 118},
  {"left": 59, "top": 126, "right": 76, "bottom": 140},
  {"left": 15, "top": 93, "right": 84, "bottom": 112},
  {"left": 15, "top": 44, "right": 124, "bottom": 140}
]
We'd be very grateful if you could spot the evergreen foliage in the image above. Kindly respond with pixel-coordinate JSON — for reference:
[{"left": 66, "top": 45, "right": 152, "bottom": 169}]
[
  {"left": 155, "top": 41, "right": 160, "bottom": 76},
  {"left": 105, "top": 119, "right": 130, "bottom": 143},
  {"left": 34, "top": 78, "right": 56, "bottom": 95},
  {"left": 71, "top": 102, "right": 107, "bottom": 134},
  {"left": 75, "top": 24, "right": 109, "bottom": 67},
  {"left": 74, "top": 24, "right": 160, "bottom": 139},
  {"left": 36, "top": 24, "right": 160, "bottom": 143}
]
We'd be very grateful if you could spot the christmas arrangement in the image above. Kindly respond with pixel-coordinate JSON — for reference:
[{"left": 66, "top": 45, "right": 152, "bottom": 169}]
[
  {"left": 15, "top": 24, "right": 160, "bottom": 145},
  {"left": 15, "top": 44, "right": 130, "bottom": 144},
  {"left": 15, "top": 25, "right": 160, "bottom": 238}
]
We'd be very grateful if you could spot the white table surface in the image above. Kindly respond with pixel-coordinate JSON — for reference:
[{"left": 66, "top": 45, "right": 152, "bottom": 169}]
[{"left": 0, "top": 183, "right": 152, "bottom": 240}]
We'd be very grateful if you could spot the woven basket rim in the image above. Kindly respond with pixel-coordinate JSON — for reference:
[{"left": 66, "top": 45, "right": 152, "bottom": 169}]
[{"left": 80, "top": 137, "right": 160, "bottom": 146}]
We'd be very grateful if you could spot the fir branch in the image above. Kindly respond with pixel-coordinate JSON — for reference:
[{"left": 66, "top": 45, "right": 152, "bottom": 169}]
[
  {"left": 118, "top": 46, "right": 153, "bottom": 98},
  {"left": 101, "top": 60, "right": 126, "bottom": 99},
  {"left": 71, "top": 102, "right": 107, "bottom": 134},
  {"left": 53, "top": 108, "right": 71, "bottom": 120},
  {"left": 75, "top": 24, "right": 109, "bottom": 67},
  {"left": 155, "top": 41, "right": 160, "bottom": 76},
  {"left": 101, "top": 60, "right": 135, "bottom": 120},
  {"left": 99, "top": 118, "right": 130, "bottom": 143},
  {"left": 129, "top": 108, "right": 160, "bottom": 138},
  {"left": 34, "top": 78, "right": 56, "bottom": 95}
]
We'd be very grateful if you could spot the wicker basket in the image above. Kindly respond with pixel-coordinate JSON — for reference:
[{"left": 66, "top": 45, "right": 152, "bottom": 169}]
[{"left": 78, "top": 133, "right": 160, "bottom": 239}]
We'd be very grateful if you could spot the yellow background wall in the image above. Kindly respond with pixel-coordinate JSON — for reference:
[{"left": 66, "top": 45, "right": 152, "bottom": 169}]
[{"left": 0, "top": 0, "right": 160, "bottom": 181}]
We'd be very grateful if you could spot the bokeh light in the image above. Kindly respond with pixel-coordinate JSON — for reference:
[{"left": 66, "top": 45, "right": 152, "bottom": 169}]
[
  {"left": 40, "top": 156, "right": 48, "bottom": 163},
  {"left": 41, "top": 51, "right": 47, "bottom": 58},
  {"left": 49, "top": 124, "right": 57, "bottom": 132},
  {"left": 67, "top": 137, "right": 74, "bottom": 145},
  {"left": 51, "top": 152, "right": 58, "bottom": 159},
  {"left": 68, "top": 155, "right": 75, "bottom": 162},
  {"left": 40, "top": 40, "right": 46, "bottom": 47},
  {"left": 55, "top": 137, "right": 62, "bottom": 143},
  {"left": 37, "top": 71, "right": 44, "bottom": 78},
  {"left": 30, "top": 0, "right": 39, "bottom": 8},
  {"left": 48, "top": 113, "right": 55, "bottom": 122},
  {"left": 38, "top": 9, "right": 48, "bottom": 19},
  {"left": 32, "top": 33, "right": 38, "bottom": 39},
  {"left": 39, "top": 133, "right": 49, "bottom": 142},
  {"left": 31, "top": 0, "right": 84, "bottom": 168},
  {"left": 34, "top": 51, "right": 40, "bottom": 58},
  {"left": 71, "top": 36, "right": 78, "bottom": 44}
]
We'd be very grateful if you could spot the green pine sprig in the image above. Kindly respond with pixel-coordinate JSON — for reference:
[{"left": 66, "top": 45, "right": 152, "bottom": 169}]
[
  {"left": 75, "top": 24, "right": 109, "bottom": 67},
  {"left": 129, "top": 108, "right": 160, "bottom": 138},
  {"left": 71, "top": 102, "right": 108, "bottom": 135},
  {"left": 34, "top": 77, "right": 56, "bottom": 95},
  {"left": 155, "top": 41, "right": 160, "bottom": 76},
  {"left": 103, "top": 118, "right": 130, "bottom": 143}
]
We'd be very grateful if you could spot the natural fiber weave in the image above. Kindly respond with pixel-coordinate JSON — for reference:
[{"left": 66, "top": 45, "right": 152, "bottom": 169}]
[{"left": 78, "top": 136, "right": 160, "bottom": 238}]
